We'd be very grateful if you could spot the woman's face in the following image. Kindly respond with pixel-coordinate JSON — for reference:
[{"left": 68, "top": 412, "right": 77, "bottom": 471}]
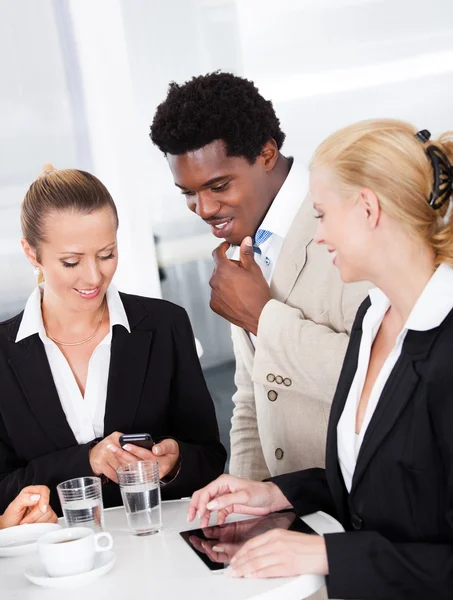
[
  {"left": 23, "top": 207, "right": 118, "bottom": 313},
  {"left": 311, "top": 167, "right": 372, "bottom": 283}
]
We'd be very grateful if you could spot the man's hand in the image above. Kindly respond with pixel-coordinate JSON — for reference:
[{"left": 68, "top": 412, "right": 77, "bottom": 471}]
[
  {"left": 0, "top": 486, "right": 58, "bottom": 529},
  {"left": 209, "top": 237, "right": 272, "bottom": 335}
]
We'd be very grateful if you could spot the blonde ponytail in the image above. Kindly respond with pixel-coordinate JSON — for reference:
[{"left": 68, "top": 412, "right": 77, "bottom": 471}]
[
  {"left": 427, "top": 132, "right": 453, "bottom": 265},
  {"left": 310, "top": 119, "right": 453, "bottom": 268}
]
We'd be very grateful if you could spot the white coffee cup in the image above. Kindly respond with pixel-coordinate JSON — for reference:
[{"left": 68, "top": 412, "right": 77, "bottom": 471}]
[{"left": 38, "top": 527, "right": 113, "bottom": 577}]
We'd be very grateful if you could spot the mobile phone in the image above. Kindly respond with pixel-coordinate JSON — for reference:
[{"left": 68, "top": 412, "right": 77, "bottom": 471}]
[{"left": 119, "top": 433, "right": 155, "bottom": 451}]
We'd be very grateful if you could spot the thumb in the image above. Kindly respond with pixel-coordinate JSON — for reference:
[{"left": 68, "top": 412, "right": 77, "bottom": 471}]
[
  {"left": 153, "top": 438, "right": 179, "bottom": 456},
  {"left": 239, "top": 236, "right": 255, "bottom": 268}
]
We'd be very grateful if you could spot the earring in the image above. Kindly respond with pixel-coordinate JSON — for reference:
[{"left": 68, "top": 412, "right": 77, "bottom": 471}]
[{"left": 33, "top": 266, "right": 40, "bottom": 276}]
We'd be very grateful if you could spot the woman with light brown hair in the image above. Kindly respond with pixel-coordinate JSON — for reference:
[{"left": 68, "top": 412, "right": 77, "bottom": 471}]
[
  {"left": 188, "top": 120, "right": 453, "bottom": 599},
  {"left": 0, "top": 165, "right": 226, "bottom": 515}
]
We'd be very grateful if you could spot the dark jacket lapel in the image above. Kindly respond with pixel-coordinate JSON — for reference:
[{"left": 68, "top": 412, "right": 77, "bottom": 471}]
[
  {"left": 104, "top": 295, "right": 153, "bottom": 435},
  {"left": 7, "top": 333, "right": 77, "bottom": 448},
  {"left": 350, "top": 354, "right": 419, "bottom": 495},
  {"left": 350, "top": 324, "right": 441, "bottom": 496},
  {"left": 270, "top": 198, "right": 314, "bottom": 303},
  {"left": 325, "top": 302, "right": 367, "bottom": 520}
]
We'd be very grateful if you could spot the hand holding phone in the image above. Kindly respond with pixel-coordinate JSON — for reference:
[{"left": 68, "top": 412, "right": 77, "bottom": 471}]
[
  {"left": 120, "top": 436, "right": 180, "bottom": 481},
  {"left": 119, "top": 433, "right": 155, "bottom": 452}
]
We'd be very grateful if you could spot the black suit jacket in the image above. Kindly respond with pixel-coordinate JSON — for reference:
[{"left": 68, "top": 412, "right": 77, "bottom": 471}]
[
  {"left": 0, "top": 293, "right": 226, "bottom": 514},
  {"left": 271, "top": 298, "right": 453, "bottom": 600}
]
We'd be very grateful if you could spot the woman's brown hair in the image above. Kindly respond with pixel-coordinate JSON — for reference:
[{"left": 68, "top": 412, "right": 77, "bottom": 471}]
[{"left": 21, "top": 164, "right": 119, "bottom": 281}]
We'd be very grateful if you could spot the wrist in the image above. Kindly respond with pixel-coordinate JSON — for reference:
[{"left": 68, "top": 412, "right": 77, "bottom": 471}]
[
  {"left": 265, "top": 482, "right": 292, "bottom": 512},
  {"left": 0, "top": 514, "right": 4, "bottom": 530},
  {"left": 245, "top": 297, "right": 271, "bottom": 336}
]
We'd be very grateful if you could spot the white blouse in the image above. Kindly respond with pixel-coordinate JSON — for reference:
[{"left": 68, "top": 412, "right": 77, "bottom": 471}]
[
  {"left": 15, "top": 284, "right": 130, "bottom": 444},
  {"left": 337, "top": 263, "right": 453, "bottom": 492}
]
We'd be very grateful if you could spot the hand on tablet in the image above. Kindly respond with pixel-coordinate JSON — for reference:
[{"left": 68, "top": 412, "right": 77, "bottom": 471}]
[
  {"left": 189, "top": 513, "right": 297, "bottom": 565},
  {"left": 226, "top": 529, "right": 329, "bottom": 578},
  {"left": 187, "top": 474, "right": 291, "bottom": 527}
]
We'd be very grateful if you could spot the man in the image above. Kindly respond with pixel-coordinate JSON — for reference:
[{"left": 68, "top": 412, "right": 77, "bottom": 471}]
[{"left": 150, "top": 72, "right": 368, "bottom": 481}]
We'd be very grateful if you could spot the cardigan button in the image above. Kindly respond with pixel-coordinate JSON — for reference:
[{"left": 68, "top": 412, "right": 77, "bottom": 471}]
[
  {"left": 351, "top": 514, "right": 363, "bottom": 530},
  {"left": 275, "top": 375, "right": 283, "bottom": 384},
  {"left": 268, "top": 390, "right": 278, "bottom": 402},
  {"left": 283, "top": 378, "right": 292, "bottom": 387},
  {"left": 275, "top": 448, "right": 284, "bottom": 460},
  {"left": 266, "top": 374, "right": 276, "bottom": 383}
]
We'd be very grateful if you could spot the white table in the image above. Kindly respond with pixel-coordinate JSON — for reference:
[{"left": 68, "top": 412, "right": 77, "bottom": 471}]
[{"left": 0, "top": 499, "right": 337, "bottom": 600}]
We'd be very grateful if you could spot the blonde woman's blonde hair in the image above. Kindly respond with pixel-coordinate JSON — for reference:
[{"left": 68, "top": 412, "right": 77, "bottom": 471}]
[
  {"left": 310, "top": 119, "right": 453, "bottom": 267},
  {"left": 21, "top": 164, "right": 119, "bottom": 283}
]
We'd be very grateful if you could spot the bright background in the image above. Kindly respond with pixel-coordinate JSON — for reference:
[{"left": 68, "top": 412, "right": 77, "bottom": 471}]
[{"left": 2, "top": 0, "right": 453, "bottom": 376}]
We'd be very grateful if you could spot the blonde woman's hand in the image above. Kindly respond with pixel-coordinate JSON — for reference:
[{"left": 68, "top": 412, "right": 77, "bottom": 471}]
[
  {"left": 0, "top": 486, "right": 58, "bottom": 529},
  {"left": 187, "top": 474, "right": 291, "bottom": 527},
  {"left": 226, "top": 530, "right": 329, "bottom": 578}
]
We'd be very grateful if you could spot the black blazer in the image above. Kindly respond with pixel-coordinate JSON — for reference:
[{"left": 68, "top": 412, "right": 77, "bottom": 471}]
[
  {"left": 0, "top": 293, "right": 226, "bottom": 514},
  {"left": 272, "top": 298, "right": 453, "bottom": 600}
]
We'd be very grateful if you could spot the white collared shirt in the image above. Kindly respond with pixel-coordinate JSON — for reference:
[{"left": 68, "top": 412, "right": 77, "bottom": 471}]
[
  {"left": 16, "top": 284, "right": 131, "bottom": 444},
  {"left": 230, "top": 158, "right": 309, "bottom": 345},
  {"left": 337, "top": 263, "right": 453, "bottom": 492}
]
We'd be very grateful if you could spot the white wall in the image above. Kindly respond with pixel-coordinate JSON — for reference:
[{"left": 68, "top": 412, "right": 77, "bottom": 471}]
[
  {"left": 1, "top": 0, "right": 452, "bottom": 364},
  {"left": 0, "top": 0, "right": 161, "bottom": 321},
  {"left": 119, "top": 0, "right": 453, "bottom": 366}
]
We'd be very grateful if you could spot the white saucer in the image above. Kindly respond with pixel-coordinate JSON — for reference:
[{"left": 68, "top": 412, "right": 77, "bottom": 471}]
[
  {"left": 24, "top": 550, "right": 116, "bottom": 588},
  {"left": 0, "top": 523, "right": 61, "bottom": 558}
]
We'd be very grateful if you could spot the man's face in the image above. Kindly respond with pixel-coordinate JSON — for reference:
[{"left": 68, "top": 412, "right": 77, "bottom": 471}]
[{"left": 167, "top": 140, "right": 274, "bottom": 246}]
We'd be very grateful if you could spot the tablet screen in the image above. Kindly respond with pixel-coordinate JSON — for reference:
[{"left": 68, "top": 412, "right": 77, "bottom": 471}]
[{"left": 179, "top": 511, "right": 316, "bottom": 571}]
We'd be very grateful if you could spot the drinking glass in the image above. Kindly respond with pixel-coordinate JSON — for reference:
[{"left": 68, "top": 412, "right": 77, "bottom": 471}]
[
  {"left": 117, "top": 460, "right": 162, "bottom": 536},
  {"left": 57, "top": 476, "right": 104, "bottom": 531}
]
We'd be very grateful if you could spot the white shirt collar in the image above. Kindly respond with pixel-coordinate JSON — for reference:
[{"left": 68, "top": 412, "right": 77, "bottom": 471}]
[
  {"left": 258, "top": 157, "right": 309, "bottom": 239},
  {"left": 367, "top": 263, "right": 453, "bottom": 334},
  {"left": 15, "top": 283, "right": 130, "bottom": 343}
]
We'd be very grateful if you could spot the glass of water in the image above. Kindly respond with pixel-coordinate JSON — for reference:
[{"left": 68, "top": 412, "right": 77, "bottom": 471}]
[
  {"left": 117, "top": 460, "right": 162, "bottom": 536},
  {"left": 57, "top": 476, "right": 104, "bottom": 531}
]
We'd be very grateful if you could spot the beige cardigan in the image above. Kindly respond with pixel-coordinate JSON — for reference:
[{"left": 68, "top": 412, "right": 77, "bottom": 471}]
[{"left": 229, "top": 197, "right": 370, "bottom": 481}]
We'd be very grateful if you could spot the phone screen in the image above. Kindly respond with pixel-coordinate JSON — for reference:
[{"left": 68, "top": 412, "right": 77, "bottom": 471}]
[{"left": 179, "top": 511, "right": 316, "bottom": 571}]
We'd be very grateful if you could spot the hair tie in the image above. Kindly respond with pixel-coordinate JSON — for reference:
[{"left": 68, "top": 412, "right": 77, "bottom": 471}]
[{"left": 415, "top": 129, "right": 453, "bottom": 210}]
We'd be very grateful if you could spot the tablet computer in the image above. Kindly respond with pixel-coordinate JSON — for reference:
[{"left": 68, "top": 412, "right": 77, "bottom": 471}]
[{"left": 179, "top": 511, "right": 316, "bottom": 571}]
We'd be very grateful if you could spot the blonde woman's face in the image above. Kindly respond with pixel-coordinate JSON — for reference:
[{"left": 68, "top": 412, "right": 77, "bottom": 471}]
[
  {"left": 311, "top": 168, "right": 371, "bottom": 283},
  {"left": 25, "top": 207, "right": 118, "bottom": 313}
]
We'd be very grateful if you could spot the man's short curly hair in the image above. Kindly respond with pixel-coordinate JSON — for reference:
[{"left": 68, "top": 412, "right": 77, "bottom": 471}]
[{"left": 150, "top": 71, "right": 286, "bottom": 163}]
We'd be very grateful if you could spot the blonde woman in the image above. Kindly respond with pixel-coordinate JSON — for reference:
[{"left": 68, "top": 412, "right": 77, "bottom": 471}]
[
  {"left": 0, "top": 166, "right": 226, "bottom": 515},
  {"left": 188, "top": 120, "right": 453, "bottom": 599}
]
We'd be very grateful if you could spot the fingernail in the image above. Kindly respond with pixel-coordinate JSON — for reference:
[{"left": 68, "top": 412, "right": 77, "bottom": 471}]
[
  {"left": 30, "top": 494, "right": 40, "bottom": 502},
  {"left": 107, "top": 444, "right": 117, "bottom": 453},
  {"left": 212, "top": 545, "right": 225, "bottom": 552},
  {"left": 230, "top": 556, "right": 237, "bottom": 564},
  {"left": 244, "top": 236, "right": 253, "bottom": 247},
  {"left": 123, "top": 444, "right": 131, "bottom": 451},
  {"left": 206, "top": 500, "right": 218, "bottom": 510},
  {"left": 41, "top": 505, "right": 48, "bottom": 513},
  {"left": 153, "top": 446, "right": 161, "bottom": 455}
]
